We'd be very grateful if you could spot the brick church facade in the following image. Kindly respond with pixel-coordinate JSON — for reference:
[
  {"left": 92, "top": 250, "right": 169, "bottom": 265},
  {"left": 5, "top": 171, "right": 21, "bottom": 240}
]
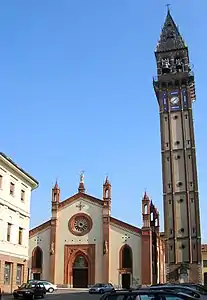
[{"left": 29, "top": 176, "right": 165, "bottom": 287}]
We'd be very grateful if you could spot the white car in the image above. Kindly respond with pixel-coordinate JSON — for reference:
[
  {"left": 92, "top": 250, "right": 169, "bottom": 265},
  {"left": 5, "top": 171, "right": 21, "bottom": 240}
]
[
  {"left": 41, "top": 281, "right": 57, "bottom": 293},
  {"left": 28, "top": 280, "right": 57, "bottom": 293}
]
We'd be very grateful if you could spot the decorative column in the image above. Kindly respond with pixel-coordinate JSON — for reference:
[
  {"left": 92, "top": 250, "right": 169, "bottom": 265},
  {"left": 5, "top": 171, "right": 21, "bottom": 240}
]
[
  {"left": 102, "top": 176, "right": 111, "bottom": 283},
  {"left": 141, "top": 191, "right": 152, "bottom": 285},
  {"left": 50, "top": 181, "right": 60, "bottom": 283}
]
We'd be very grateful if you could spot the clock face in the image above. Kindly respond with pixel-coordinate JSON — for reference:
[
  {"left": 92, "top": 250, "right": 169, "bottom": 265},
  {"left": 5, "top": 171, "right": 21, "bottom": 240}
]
[{"left": 170, "top": 96, "right": 179, "bottom": 105}]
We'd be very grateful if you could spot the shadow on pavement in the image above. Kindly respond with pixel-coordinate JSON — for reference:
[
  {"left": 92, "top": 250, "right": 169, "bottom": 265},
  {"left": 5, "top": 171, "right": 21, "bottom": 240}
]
[
  {"left": 48, "top": 291, "right": 102, "bottom": 298},
  {"left": 1, "top": 291, "right": 102, "bottom": 299}
]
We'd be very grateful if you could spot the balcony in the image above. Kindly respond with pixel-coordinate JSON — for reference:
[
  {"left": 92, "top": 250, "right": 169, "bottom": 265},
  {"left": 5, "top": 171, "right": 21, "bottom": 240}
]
[{"left": 153, "top": 70, "right": 194, "bottom": 86}]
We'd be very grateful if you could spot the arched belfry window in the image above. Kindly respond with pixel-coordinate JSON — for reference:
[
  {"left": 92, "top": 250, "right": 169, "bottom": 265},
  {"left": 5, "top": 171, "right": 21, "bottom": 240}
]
[
  {"left": 144, "top": 204, "right": 148, "bottom": 214},
  {"left": 120, "top": 245, "right": 132, "bottom": 269},
  {"left": 150, "top": 212, "right": 154, "bottom": 221},
  {"left": 32, "top": 246, "right": 43, "bottom": 269},
  {"left": 105, "top": 189, "right": 109, "bottom": 198}
]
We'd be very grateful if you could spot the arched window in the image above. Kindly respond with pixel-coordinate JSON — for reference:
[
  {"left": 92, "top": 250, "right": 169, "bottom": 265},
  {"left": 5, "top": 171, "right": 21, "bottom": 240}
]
[
  {"left": 105, "top": 189, "right": 109, "bottom": 198},
  {"left": 73, "top": 255, "right": 88, "bottom": 268},
  {"left": 32, "top": 246, "right": 43, "bottom": 269},
  {"left": 120, "top": 245, "right": 132, "bottom": 269},
  {"left": 150, "top": 212, "right": 154, "bottom": 221},
  {"left": 144, "top": 204, "right": 148, "bottom": 214}
]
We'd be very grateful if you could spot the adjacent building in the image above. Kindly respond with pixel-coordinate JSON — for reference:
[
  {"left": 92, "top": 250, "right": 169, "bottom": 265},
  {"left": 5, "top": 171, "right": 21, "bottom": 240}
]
[
  {"left": 153, "top": 8, "right": 202, "bottom": 282},
  {"left": 0, "top": 152, "right": 38, "bottom": 293},
  {"left": 29, "top": 175, "right": 165, "bottom": 288},
  {"left": 201, "top": 245, "right": 207, "bottom": 285}
]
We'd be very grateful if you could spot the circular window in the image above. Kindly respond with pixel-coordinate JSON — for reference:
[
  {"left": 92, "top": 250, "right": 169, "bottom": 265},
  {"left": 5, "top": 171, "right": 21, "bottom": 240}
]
[
  {"left": 68, "top": 213, "right": 93, "bottom": 236},
  {"left": 177, "top": 181, "right": 183, "bottom": 187}
]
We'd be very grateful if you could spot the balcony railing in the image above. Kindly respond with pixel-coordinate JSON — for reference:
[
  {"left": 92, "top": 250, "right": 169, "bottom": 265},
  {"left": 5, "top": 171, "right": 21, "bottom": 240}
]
[{"left": 153, "top": 69, "right": 194, "bottom": 84}]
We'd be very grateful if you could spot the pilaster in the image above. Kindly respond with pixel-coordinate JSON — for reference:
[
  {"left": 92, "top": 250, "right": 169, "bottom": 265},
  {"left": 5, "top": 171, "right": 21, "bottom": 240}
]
[{"left": 141, "top": 229, "right": 152, "bottom": 285}]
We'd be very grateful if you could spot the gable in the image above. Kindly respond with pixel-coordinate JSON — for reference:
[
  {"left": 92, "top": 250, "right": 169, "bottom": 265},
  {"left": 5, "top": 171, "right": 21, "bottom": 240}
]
[
  {"left": 29, "top": 220, "right": 51, "bottom": 238},
  {"left": 110, "top": 217, "right": 141, "bottom": 235},
  {"left": 58, "top": 192, "right": 103, "bottom": 210}
]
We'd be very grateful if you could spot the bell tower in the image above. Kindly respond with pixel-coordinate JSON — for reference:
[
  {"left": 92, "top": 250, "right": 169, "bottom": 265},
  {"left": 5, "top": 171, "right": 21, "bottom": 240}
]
[{"left": 153, "top": 8, "right": 201, "bottom": 282}]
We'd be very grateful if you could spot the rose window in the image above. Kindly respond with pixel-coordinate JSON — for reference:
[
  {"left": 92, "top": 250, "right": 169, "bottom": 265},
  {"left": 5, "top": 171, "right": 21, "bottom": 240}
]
[
  {"left": 74, "top": 217, "right": 88, "bottom": 233},
  {"left": 68, "top": 213, "right": 92, "bottom": 236}
]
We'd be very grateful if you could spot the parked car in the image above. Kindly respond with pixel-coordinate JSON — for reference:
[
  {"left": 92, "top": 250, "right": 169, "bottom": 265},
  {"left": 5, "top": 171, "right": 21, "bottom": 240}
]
[
  {"left": 149, "top": 284, "right": 204, "bottom": 298},
  {"left": 13, "top": 282, "right": 46, "bottom": 299},
  {"left": 28, "top": 280, "right": 57, "bottom": 293},
  {"left": 100, "top": 289, "right": 198, "bottom": 300},
  {"left": 181, "top": 284, "right": 207, "bottom": 295},
  {"left": 89, "top": 283, "right": 115, "bottom": 294}
]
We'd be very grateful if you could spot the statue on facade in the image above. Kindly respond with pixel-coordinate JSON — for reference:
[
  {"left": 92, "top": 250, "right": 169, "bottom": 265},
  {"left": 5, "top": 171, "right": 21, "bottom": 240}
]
[
  {"left": 50, "top": 242, "right": 55, "bottom": 255},
  {"left": 103, "top": 240, "right": 108, "bottom": 254},
  {"left": 80, "top": 171, "right": 84, "bottom": 183}
]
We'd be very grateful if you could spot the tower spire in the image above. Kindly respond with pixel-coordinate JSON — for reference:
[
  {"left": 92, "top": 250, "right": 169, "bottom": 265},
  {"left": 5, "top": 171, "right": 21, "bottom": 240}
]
[{"left": 155, "top": 8, "right": 186, "bottom": 53}]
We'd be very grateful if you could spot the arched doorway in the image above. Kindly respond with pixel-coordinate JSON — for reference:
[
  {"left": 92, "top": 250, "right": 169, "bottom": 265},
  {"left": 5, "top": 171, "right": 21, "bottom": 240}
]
[
  {"left": 32, "top": 246, "right": 43, "bottom": 280},
  {"left": 119, "top": 245, "right": 133, "bottom": 289},
  {"left": 72, "top": 254, "right": 88, "bottom": 288}
]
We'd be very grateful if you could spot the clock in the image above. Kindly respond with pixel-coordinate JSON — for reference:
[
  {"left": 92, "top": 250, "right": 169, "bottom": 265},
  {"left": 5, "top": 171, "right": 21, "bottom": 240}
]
[{"left": 170, "top": 96, "right": 179, "bottom": 105}]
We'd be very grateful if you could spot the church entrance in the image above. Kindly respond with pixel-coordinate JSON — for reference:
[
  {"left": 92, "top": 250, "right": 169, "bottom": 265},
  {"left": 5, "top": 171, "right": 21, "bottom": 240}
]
[
  {"left": 33, "top": 273, "right": 41, "bottom": 280},
  {"left": 119, "top": 245, "right": 133, "bottom": 289},
  {"left": 72, "top": 255, "right": 88, "bottom": 288},
  {"left": 121, "top": 273, "right": 131, "bottom": 289}
]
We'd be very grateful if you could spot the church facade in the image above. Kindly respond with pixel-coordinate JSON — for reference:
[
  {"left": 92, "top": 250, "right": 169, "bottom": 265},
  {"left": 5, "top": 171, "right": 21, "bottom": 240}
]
[{"left": 29, "top": 175, "right": 165, "bottom": 288}]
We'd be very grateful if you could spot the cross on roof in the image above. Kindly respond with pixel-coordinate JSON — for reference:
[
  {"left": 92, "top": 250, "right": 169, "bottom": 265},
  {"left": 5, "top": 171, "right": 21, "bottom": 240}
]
[
  {"left": 165, "top": 3, "right": 171, "bottom": 12},
  {"left": 76, "top": 201, "right": 85, "bottom": 211}
]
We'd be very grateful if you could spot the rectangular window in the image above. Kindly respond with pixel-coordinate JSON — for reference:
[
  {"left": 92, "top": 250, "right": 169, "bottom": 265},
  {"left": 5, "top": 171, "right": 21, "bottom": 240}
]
[
  {"left": 0, "top": 175, "right": 2, "bottom": 189},
  {"left": 10, "top": 182, "right": 15, "bottom": 195},
  {"left": 18, "top": 228, "right": 23, "bottom": 245},
  {"left": 4, "top": 262, "right": 11, "bottom": 284},
  {"left": 7, "top": 223, "right": 11, "bottom": 242},
  {"left": 21, "top": 190, "right": 25, "bottom": 202},
  {"left": 16, "top": 264, "right": 23, "bottom": 285},
  {"left": 203, "top": 260, "right": 207, "bottom": 268}
]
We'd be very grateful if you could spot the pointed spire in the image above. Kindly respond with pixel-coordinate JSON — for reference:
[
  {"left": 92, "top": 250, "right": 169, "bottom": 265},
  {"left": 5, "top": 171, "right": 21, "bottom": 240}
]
[
  {"left": 78, "top": 171, "right": 85, "bottom": 193},
  {"left": 54, "top": 179, "right": 59, "bottom": 189},
  {"left": 156, "top": 9, "right": 186, "bottom": 52},
  {"left": 104, "top": 175, "right": 111, "bottom": 186},
  {"left": 143, "top": 190, "right": 149, "bottom": 200}
]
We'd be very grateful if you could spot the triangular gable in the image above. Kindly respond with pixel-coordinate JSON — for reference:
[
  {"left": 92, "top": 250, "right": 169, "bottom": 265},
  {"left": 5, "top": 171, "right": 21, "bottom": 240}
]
[
  {"left": 29, "top": 220, "right": 51, "bottom": 238},
  {"left": 58, "top": 192, "right": 103, "bottom": 210},
  {"left": 110, "top": 217, "right": 141, "bottom": 235}
]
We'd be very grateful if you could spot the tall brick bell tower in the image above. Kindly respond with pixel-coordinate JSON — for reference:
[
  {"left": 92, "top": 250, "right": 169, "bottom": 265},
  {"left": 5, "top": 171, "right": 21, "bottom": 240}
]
[{"left": 153, "top": 8, "right": 202, "bottom": 282}]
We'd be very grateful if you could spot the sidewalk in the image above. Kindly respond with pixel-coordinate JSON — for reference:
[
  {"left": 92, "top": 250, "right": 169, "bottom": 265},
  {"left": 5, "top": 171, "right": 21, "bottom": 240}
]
[{"left": 1, "top": 295, "right": 12, "bottom": 299}]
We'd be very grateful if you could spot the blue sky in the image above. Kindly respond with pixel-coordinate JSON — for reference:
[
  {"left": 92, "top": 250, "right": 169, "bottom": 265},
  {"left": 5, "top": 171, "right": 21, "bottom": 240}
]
[{"left": 1, "top": 1, "right": 207, "bottom": 241}]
